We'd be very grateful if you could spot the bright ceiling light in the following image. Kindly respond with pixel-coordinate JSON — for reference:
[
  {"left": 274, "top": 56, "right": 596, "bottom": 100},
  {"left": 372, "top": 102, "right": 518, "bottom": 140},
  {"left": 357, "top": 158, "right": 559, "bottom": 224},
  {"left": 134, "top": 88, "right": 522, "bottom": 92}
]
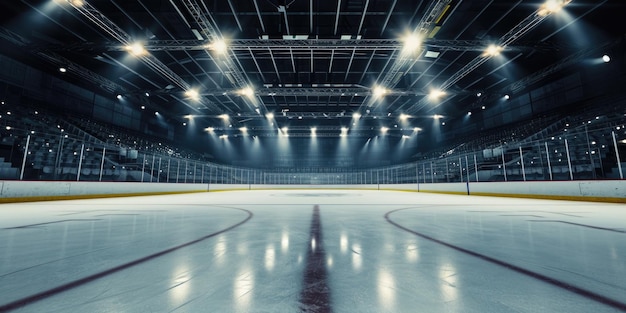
[
  {"left": 239, "top": 87, "right": 254, "bottom": 97},
  {"left": 504, "top": 94, "right": 510, "bottom": 100},
  {"left": 218, "top": 114, "right": 229, "bottom": 120},
  {"left": 282, "top": 126, "right": 288, "bottom": 133},
  {"left": 185, "top": 89, "right": 200, "bottom": 101},
  {"left": 402, "top": 135, "right": 410, "bottom": 139},
  {"left": 116, "top": 94, "right": 123, "bottom": 100},
  {"left": 184, "top": 114, "right": 194, "bottom": 119},
  {"left": 125, "top": 42, "right": 147, "bottom": 56},
  {"left": 381, "top": 126, "right": 389, "bottom": 133},
  {"left": 399, "top": 113, "right": 410, "bottom": 121},
  {"left": 341, "top": 127, "right": 348, "bottom": 132},
  {"left": 310, "top": 127, "right": 317, "bottom": 137},
  {"left": 413, "top": 127, "right": 422, "bottom": 132},
  {"left": 428, "top": 89, "right": 446, "bottom": 100},
  {"left": 602, "top": 54, "right": 611, "bottom": 63},
  {"left": 265, "top": 112, "right": 274, "bottom": 119},
  {"left": 538, "top": 0, "right": 571, "bottom": 16},
  {"left": 372, "top": 86, "right": 387, "bottom": 98},
  {"left": 219, "top": 134, "right": 228, "bottom": 139},
  {"left": 433, "top": 114, "right": 444, "bottom": 119},
  {"left": 208, "top": 39, "right": 228, "bottom": 54},
  {"left": 205, "top": 127, "right": 215, "bottom": 132},
  {"left": 483, "top": 44, "right": 503, "bottom": 57},
  {"left": 352, "top": 112, "right": 361, "bottom": 119},
  {"left": 239, "top": 126, "right": 248, "bottom": 133},
  {"left": 401, "top": 33, "right": 422, "bottom": 55},
  {"left": 59, "top": 67, "right": 67, "bottom": 73},
  {"left": 467, "top": 111, "right": 472, "bottom": 116},
  {"left": 67, "top": 0, "right": 84, "bottom": 7}
]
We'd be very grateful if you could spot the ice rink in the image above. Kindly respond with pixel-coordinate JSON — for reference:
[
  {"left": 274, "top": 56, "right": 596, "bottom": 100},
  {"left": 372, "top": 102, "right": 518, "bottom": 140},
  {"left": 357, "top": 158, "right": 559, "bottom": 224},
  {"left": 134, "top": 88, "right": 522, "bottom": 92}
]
[{"left": 0, "top": 190, "right": 625, "bottom": 312}]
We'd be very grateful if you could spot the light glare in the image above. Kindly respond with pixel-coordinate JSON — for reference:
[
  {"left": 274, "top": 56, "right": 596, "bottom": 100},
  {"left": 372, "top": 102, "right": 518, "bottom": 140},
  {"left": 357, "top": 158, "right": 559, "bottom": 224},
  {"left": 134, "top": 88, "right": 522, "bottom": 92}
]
[{"left": 602, "top": 55, "right": 611, "bottom": 63}]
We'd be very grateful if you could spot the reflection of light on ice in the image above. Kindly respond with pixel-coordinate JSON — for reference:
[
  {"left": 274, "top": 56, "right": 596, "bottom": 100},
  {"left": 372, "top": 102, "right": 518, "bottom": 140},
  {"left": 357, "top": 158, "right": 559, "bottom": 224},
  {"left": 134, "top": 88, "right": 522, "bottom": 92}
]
[
  {"left": 169, "top": 265, "right": 191, "bottom": 305},
  {"left": 265, "top": 245, "right": 275, "bottom": 271},
  {"left": 438, "top": 263, "right": 458, "bottom": 303},
  {"left": 406, "top": 243, "right": 419, "bottom": 263},
  {"left": 234, "top": 268, "right": 254, "bottom": 312},
  {"left": 327, "top": 255, "right": 333, "bottom": 268},
  {"left": 340, "top": 232, "right": 348, "bottom": 254},
  {"left": 377, "top": 268, "right": 395, "bottom": 310},
  {"left": 214, "top": 236, "right": 227, "bottom": 266},
  {"left": 297, "top": 254, "right": 303, "bottom": 264},
  {"left": 281, "top": 230, "right": 289, "bottom": 253},
  {"left": 311, "top": 238, "right": 316, "bottom": 252},
  {"left": 352, "top": 244, "right": 362, "bottom": 271}
]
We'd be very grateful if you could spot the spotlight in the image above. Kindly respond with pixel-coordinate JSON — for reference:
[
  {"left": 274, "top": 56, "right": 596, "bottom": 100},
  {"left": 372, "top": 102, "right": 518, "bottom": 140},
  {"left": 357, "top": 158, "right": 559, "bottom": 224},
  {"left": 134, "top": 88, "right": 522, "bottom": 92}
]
[
  {"left": 125, "top": 42, "right": 147, "bottom": 56},
  {"left": 381, "top": 126, "right": 389, "bottom": 134},
  {"left": 184, "top": 114, "right": 194, "bottom": 119},
  {"left": 219, "top": 134, "right": 228, "bottom": 139},
  {"left": 372, "top": 86, "right": 387, "bottom": 98},
  {"left": 141, "top": 105, "right": 146, "bottom": 110},
  {"left": 402, "top": 135, "right": 410, "bottom": 139},
  {"left": 239, "top": 126, "right": 248, "bottom": 133},
  {"left": 145, "top": 92, "right": 150, "bottom": 97},
  {"left": 185, "top": 89, "right": 200, "bottom": 101},
  {"left": 266, "top": 112, "right": 274, "bottom": 119},
  {"left": 59, "top": 67, "right": 67, "bottom": 73},
  {"left": 433, "top": 114, "right": 444, "bottom": 119},
  {"left": 399, "top": 113, "right": 410, "bottom": 121},
  {"left": 477, "top": 92, "right": 482, "bottom": 97},
  {"left": 413, "top": 127, "right": 422, "bottom": 132},
  {"left": 428, "top": 89, "right": 446, "bottom": 100},
  {"left": 483, "top": 44, "right": 503, "bottom": 57},
  {"left": 155, "top": 111, "right": 159, "bottom": 115},
  {"left": 602, "top": 54, "right": 611, "bottom": 63},
  {"left": 504, "top": 94, "right": 510, "bottom": 100},
  {"left": 310, "top": 127, "right": 317, "bottom": 137},
  {"left": 218, "top": 114, "right": 229, "bottom": 120},
  {"left": 401, "top": 33, "right": 422, "bottom": 55},
  {"left": 208, "top": 39, "right": 228, "bottom": 54},
  {"left": 352, "top": 112, "right": 361, "bottom": 119},
  {"left": 116, "top": 94, "right": 123, "bottom": 100},
  {"left": 467, "top": 111, "right": 472, "bottom": 116},
  {"left": 538, "top": 0, "right": 571, "bottom": 16},
  {"left": 481, "top": 105, "right": 486, "bottom": 110},
  {"left": 239, "top": 87, "right": 254, "bottom": 97},
  {"left": 205, "top": 127, "right": 215, "bottom": 132}
]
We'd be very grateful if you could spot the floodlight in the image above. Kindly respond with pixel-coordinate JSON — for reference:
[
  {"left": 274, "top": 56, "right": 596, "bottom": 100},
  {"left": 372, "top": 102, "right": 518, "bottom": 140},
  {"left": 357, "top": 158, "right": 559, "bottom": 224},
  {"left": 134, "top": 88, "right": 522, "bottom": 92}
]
[
  {"left": 185, "top": 89, "right": 200, "bottom": 101},
  {"left": 381, "top": 126, "right": 389, "bottom": 133},
  {"left": 208, "top": 39, "right": 228, "bottom": 54},
  {"left": 59, "top": 67, "right": 67, "bottom": 73},
  {"left": 504, "top": 94, "right": 510, "bottom": 100},
  {"left": 401, "top": 33, "right": 422, "bottom": 55},
  {"left": 603, "top": 54, "right": 611, "bottom": 63},
  {"left": 239, "top": 87, "right": 254, "bottom": 97},
  {"left": 428, "top": 89, "right": 446, "bottom": 100},
  {"left": 126, "top": 42, "right": 147, "bottom": 56},
  {"left": 372, "top": 86, "right": 387, "bottom": 98},
  {"left": 266, "top": 112, "right": 274, "bottom": 119},
  {"left": 352, "top": 112, "right": 361, "bottom": 119},
  {"left": 399, "top": 113, "right": 409, "bottom": 121},
  {"left": 433, "top": 114, "right": 444, "bottom": 119},
  {"left": 483, "top": 44, "right": 503, "bottom": 57},
  {"left": 413, "top": 127, "right": 422, "bottom": 132},
  {"left": 239, "top": 127, "right": 248, "bottom": 133},
  {"left": 218, "top": 114, "right": 229, "bottom": 120},
  {"left": 205, "top": 127, "right": 215, "bottom": 132},
  {"left": 402, "top": 135, "right": 410, "bottom": 139},
  {"left": 116, "top": 94, "right": 123, "bottom": 100},
  {"left": 538, "top": 0, "right": 571, "bottom": 16}
]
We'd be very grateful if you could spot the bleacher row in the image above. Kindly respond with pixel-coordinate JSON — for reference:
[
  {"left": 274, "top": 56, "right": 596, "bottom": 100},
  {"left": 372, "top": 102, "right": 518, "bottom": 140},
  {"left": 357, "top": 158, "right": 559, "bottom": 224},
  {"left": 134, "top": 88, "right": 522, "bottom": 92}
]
[{"left": 0, "top": 98, "right": 624, "bottom": 182}]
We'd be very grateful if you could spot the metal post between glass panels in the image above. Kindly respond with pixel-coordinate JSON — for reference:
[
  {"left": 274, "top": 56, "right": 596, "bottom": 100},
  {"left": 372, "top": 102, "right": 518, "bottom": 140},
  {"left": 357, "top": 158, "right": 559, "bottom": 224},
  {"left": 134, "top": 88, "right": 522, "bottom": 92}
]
[
  {"left": 150, "top": 155, "right": 155, "bottom": 182},
  {"left": 141, "top": 154, "right": 146, "bottom": 182},
  {"left": 465, "top": 155, "right": 470, "bottom": 183},
  {"left": 459, "top": 157, "right": 463, "bottom": 182},
  {"left": 176, "top": 160, "right": 180, "bottom": 183},
  {"left": 19, "top": 135, "right": 31, "bottom": 181},
  {"left": 76, "top": 144, "right": 84, "bottom": 181},
  {"left": 501, "top": 148, "right": 507, "bottom": 182},
  {"left": 99, "top": 148, "right": 106, "bottom": 182},
  {"left": 167, "top": 159, "right": 171, "bottom": 183},
  {"left": 612, "top": 131, "right": 624, "bottom": 179},
  {"left": 564, "top": 139, "right": 573, "bottom": 180},
  {"left": 473, "top": 154, "right": 479, "bottom": 182},
  {"left": 519, "top": 146, "right": 526, "bottom": 181},
  {"left": 544, "top": 142, "right": 553, "bottom": 180},
  {"left": 157, "top": 158, "right": 161, "bottom": 183},
  {"left": 430, "top": 162, "right": 434, "bottom": 183}
]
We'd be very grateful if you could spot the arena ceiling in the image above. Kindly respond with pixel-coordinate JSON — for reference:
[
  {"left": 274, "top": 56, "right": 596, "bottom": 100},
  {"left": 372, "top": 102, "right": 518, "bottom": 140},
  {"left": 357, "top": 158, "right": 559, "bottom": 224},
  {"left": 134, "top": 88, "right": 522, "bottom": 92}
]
[{"left": 0, "top": 0, "right": 624, "bottom": 138}]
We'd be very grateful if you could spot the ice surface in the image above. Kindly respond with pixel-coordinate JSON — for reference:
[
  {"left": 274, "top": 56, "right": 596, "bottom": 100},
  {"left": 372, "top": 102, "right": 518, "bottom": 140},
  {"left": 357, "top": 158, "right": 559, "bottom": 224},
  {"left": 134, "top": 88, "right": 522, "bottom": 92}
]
[{"left": 0, "top": 190, "right": 625, "bottom": 312}]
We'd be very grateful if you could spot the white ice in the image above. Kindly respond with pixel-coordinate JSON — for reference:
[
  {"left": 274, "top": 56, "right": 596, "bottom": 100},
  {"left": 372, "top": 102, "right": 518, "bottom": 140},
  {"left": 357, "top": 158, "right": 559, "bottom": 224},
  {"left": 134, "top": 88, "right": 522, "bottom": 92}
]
[{"left": 0, "top": 190, "right": 625, "bottom": 312}]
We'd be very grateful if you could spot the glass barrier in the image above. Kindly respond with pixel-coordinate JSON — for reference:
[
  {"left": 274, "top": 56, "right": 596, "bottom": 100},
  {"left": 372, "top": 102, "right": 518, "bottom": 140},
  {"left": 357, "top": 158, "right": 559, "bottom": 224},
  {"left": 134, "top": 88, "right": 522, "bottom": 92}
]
[{"left": 0, "top": 119, "right": 624, "bottom": 184}]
